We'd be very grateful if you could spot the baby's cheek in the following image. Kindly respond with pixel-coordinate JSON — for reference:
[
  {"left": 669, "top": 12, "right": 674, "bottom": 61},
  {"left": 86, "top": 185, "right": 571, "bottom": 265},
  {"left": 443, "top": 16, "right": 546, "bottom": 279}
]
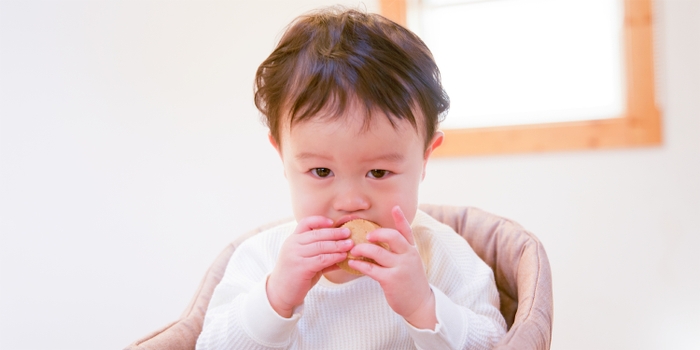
[{"left": 294, "top": 194, "right": 328, "bottom": 218}]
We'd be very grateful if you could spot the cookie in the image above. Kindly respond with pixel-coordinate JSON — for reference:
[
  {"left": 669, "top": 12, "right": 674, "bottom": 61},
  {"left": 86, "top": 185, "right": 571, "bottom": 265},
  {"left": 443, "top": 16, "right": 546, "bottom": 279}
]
[{"left": 337, "top": 219, "right": 389, "bottom": 275}]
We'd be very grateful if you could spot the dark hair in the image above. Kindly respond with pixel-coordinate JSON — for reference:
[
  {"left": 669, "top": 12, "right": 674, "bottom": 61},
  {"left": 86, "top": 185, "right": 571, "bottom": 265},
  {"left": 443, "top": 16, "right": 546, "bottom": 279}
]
[{"left": 254, "top": 7, "right": 449, "bottom": 149}]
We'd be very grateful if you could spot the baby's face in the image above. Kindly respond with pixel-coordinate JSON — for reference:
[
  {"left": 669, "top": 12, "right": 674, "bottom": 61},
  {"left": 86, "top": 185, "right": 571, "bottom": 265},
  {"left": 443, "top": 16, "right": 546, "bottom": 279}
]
[{"left": 274, "top": 106, "right": 442, "bottom": 229}]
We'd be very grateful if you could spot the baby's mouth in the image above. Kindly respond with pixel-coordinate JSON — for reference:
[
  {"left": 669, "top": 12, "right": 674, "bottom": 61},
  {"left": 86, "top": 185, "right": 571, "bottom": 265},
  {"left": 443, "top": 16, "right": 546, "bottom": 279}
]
[{"left": 334, "top": 215, "right": 363, "bottom": 228}]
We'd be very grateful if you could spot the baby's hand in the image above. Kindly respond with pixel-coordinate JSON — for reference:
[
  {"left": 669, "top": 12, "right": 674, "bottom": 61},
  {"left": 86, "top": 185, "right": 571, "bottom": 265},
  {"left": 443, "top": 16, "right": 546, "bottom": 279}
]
[
  {"left": 348, "top": 206, "right": 437, "bottom": 330},
  {"left": 266, "top": 216, "right": 352, "bottom": 318}
]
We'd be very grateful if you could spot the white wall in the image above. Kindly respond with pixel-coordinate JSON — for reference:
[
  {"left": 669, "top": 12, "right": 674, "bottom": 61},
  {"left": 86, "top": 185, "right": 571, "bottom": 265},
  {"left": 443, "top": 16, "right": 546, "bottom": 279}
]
[
  {"left": 420, "top": 1, "right": 700, "bottom": 349},
  {"left": 0, "top": 0, "right": 697, "bottom": 349},
  {"left": 0, "top": 1, "right": 378, "bottom": 349}
]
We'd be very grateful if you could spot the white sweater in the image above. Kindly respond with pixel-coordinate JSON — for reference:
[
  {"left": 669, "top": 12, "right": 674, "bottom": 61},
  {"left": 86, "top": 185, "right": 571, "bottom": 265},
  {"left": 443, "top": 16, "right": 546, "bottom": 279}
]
[{"left": 196, "top": 210, "right": 506, "bottom": 350}]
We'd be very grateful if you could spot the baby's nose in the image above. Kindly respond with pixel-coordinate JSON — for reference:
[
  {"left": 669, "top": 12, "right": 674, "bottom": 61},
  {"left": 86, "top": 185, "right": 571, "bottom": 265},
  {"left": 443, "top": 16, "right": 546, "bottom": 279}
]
[{"left": 333, "top": 184, "right": 370, "bottom": 213}]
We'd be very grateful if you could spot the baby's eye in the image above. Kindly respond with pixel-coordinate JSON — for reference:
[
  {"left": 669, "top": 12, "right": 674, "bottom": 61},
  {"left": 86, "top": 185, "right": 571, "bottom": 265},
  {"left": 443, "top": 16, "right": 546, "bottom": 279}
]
[
  {"left": 367, "top": 169, "right": 389, "bottom": 179},
  {"left": 311, "top": 168, "right": 333, "bottom": 178}
]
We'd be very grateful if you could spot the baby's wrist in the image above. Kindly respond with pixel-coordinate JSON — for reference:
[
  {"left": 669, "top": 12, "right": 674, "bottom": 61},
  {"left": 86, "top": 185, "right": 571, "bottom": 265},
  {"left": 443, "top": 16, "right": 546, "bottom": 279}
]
[
  {"left": 404, "top": 289, "right": 437, "bottom": 330},
  {"left": 265, "top": 276, "right": 295, "bottom": 318}
]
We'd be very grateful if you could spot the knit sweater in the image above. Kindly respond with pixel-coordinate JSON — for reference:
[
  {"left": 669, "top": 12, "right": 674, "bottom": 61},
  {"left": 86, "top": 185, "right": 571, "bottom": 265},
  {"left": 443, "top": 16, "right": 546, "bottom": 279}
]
[{"left": 196, "top": 210, "right": 506, "bottom": 350}]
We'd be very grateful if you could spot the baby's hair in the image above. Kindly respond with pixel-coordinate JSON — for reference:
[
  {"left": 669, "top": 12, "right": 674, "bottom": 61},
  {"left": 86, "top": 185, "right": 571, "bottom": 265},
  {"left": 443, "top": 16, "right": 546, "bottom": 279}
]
[{"left": 254, "top": 6, "right": 449, "bottom": 149}]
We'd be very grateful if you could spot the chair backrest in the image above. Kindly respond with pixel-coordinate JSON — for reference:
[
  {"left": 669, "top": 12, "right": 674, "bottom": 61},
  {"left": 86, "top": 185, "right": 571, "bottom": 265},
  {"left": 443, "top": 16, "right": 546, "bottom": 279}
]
[
  {"left": 125, "top": 204, "right": 553, "bottom": 350},
  {"left": 418, "top": 204, "right": 553, "bottom": 349}
]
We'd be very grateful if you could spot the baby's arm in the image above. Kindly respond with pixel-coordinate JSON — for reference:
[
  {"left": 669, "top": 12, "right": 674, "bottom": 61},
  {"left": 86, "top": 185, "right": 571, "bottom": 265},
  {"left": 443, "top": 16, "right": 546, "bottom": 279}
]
[
  {"left": 417, "top": 271, "right": 506, "bottom": 350},
  {"left": 196, "top": 219, "right": 352, "bottom": 350},
  {"left": 349, "top": 208, "right": 506, "bottom": 349}
]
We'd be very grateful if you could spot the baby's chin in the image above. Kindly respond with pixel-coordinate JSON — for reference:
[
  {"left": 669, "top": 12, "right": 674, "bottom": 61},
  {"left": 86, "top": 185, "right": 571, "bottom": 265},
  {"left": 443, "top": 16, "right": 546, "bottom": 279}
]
[{"left": 322, "top": 268, "right": 363, "bottom": 284}]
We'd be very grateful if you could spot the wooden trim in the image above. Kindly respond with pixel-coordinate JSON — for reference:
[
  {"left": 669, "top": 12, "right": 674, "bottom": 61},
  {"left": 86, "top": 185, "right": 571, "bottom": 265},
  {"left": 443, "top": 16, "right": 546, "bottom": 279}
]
[{"left": 380, "top": 0, "right": 662, "bottom": 157}]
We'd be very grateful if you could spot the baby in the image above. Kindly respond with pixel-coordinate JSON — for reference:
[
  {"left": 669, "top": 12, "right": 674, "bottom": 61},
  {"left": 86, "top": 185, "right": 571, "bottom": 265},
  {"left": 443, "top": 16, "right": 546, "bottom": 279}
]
[{"left": 197, "top": 7, "right": 506, "bottom": 349}]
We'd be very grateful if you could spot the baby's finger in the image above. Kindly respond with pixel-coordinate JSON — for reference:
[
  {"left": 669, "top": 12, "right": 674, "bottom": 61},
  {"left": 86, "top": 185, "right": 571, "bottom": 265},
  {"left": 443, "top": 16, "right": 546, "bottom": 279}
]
[
  {"left": 298, "top": 238, "right": 354, "bottom": 257},
  {"left": 392, "top": 206, "right": 414, "bottom": 246},
  {"left": 350, "top": 242, "right": 396, "bottom": 268},
  {"left": 366, "top": 228, "right": 410, "bottom": 255},
  {"left": 297, "top": 227, "right": 351, "bottom": 245},
  {"left": 293, "top": 216, "right": 334, "bottom": 234},
  {"left": 347, "top": 258, "right": 388, "bottom": 281},
  {"left": 304, "top": 252, "right": 348, "bottom": 272}
]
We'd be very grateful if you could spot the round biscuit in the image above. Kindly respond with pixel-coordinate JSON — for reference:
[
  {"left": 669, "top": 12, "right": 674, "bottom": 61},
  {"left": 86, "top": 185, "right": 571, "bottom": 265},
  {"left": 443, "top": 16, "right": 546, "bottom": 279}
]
[{"left": 336, "top": 219, "right": 389, "bottom": 275}]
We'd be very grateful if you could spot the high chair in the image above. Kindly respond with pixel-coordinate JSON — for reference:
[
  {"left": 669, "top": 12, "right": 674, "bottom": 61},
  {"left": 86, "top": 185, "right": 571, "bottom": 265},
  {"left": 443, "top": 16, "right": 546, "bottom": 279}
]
[{"left": 125, "top": 204, "right": 553, "bottom": 349}]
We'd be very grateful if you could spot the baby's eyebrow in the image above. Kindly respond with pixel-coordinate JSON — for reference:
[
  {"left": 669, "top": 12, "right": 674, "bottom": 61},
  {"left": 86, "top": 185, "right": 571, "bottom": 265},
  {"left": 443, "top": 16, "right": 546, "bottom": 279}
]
[
  {"left": 295, "top": 152, "right": 331, "bottom": 161},
  {"left": 367, "top": 153, "right": 405, "bottom": 162},
  {"left": 294, "top": 152, "right": 405, "bottom": 162}
]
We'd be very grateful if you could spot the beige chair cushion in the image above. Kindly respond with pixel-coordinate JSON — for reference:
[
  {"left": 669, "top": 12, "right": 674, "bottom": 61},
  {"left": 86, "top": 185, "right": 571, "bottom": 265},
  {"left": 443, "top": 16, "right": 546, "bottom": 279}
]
[{"left": 125, "top": 204, "right": 553, "bottom": 349}]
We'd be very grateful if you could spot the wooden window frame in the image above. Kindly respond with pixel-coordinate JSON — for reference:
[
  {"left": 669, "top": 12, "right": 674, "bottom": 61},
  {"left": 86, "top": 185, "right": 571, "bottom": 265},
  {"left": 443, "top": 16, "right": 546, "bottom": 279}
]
[{"left": 379, "top": 0, "right": 661, "bottom": 157}]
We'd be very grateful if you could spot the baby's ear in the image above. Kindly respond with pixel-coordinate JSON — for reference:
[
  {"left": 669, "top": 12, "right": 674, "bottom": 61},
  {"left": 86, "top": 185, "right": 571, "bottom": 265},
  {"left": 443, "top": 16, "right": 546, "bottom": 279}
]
[
  {"left": 424, "top": 131, "right": 444, "bottom": 160},
  {"left": 422, "top": 131, "right": 444, "bottom": 180},
  {"left": 268, "top": 133, "right": 281, "bottom": 155},
  {"left": 268, "top": 133, "right": 287, "bottom": 177}
]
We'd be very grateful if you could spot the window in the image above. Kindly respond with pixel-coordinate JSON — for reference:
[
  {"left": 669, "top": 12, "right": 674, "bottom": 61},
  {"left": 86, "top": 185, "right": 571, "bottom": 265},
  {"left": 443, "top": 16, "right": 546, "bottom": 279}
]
[{"left": 379, "top": 0, "right": 661, "bottom": 156}]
